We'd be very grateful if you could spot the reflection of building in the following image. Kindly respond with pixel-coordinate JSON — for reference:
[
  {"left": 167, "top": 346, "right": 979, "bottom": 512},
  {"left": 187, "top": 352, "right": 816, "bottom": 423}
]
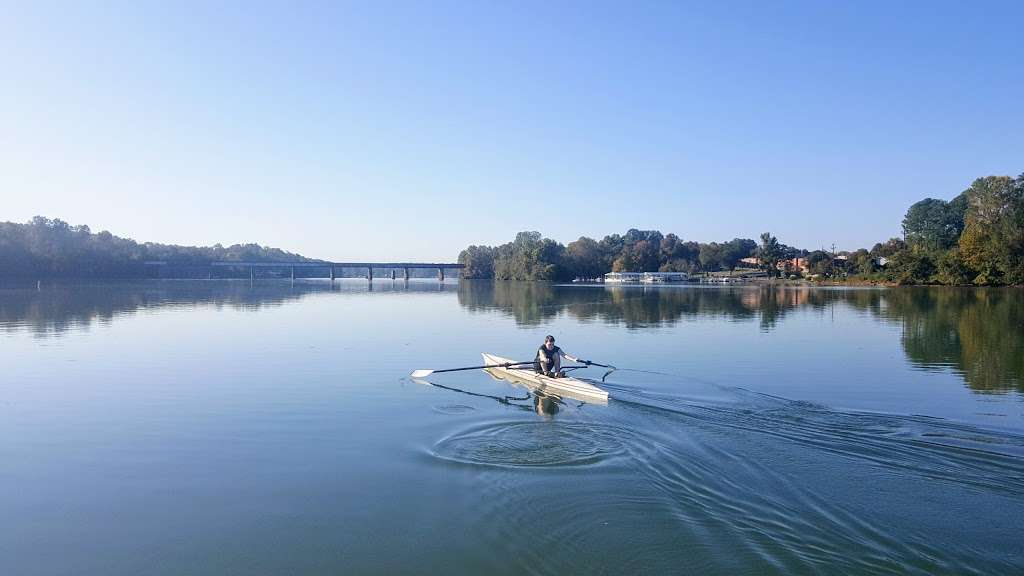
[
  {"left": 739, "top": 287, "right": 811, "bottom": 309},
  {"left": 604, "top": 272, "right": 690, "bottom": 284}
]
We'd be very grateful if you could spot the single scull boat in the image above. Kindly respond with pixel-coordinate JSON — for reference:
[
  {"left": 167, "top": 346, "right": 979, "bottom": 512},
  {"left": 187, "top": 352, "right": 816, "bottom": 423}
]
[{"left": 481, "top": 353, "right": 609, "bottom": 403}]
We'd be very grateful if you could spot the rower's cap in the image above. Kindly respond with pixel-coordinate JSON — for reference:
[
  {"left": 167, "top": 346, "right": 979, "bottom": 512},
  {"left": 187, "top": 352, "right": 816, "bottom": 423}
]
[{"left": 545, "top": 335, "right": 555, "bottom": 342}]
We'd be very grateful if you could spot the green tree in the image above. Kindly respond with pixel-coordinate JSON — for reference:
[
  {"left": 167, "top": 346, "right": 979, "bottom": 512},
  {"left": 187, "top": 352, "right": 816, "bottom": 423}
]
[
  {"left": 721, "top": 238, "right": 757, "bottom": 272},
  {"left": 0, "top": 216, "right": 312, "bottom": 279},
  {"left": 849, "top": 248, "right": 877, "bottom": 275},
  {"left": 698, "top": 242, "right": 724, "bottom": 272},
  {"left": 565, "top": 236, "right": 604, "bottom": 279},
  {"left": 886, "top": 249, "right": 936, "bottom": 284},
  {"left": 757, "top": 232, "right": 782, "bottom": 277},
  {"left": 659, "top": 233, "right": 681, "bottom": 263},
  {"left": 492, "top": 231, "right": 569, "bottom": 281},
  {"left": 934, "top": 248, "right": 973, "bottom": 285},
  {"left": 659, "top": 236, "right": 700, "bottom": 272},
  {"left": 958, "top": 175, "right": 1024, "bottom": 285},
  {"left": 458, "top": 245, "right": 495, "bottom": 279},
  {"left": 870, "top": 238, "right": 907, "bottom": 258},
  {"left": 631, "top": 240, "right": 661, "bottom": 271},
  {"left": 902, "top": 196, "right": 966, "bottom": 250},
  {"left": 806, "top": 250, "right": 834, "bottom": 276},
  {"left": 598, "top": 234, "right": 625, "bottom": 271}
]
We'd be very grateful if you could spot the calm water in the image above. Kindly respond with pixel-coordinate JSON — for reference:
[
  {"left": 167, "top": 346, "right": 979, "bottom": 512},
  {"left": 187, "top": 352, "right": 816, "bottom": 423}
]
[{"left": 2, "top": 280, "right": 1023, "bottom": 575}]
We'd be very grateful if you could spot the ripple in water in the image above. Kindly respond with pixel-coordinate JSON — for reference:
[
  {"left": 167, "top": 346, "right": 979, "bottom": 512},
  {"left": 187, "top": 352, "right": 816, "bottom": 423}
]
[{"left": 431, "top": 421, "right": 629, "bottom": 468}]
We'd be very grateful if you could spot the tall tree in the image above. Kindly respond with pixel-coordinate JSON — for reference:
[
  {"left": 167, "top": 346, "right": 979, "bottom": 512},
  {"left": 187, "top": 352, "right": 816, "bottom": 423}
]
[
  {"left": 565, "top": 236, "right": 603, "bottom": 279},
  {"left": 698, "top": 242, "right": 724, "bottom": 272},
  {"left": 458, "top": 245, "right": 495, "bottom": 279},
  {"left": 958, "top": 176, "right": 1024, "bottom": 284},
  {"left": 492, "top": 231, "right": 570, "bottom": 281},
  {"left": 902, "top": 197, "right": 966, "bottom": 250},
  {"left": 659, "top": 233, "right": 681, "bottom": 263},
  {"left": 721, "top": 238, "right": 757, "bottom": 272},
  {"left": 598, "top": 234, "right": 625, "bottom": 271},
  {"left": 757, "top": 232, "right": 782, "bottom": 277}
]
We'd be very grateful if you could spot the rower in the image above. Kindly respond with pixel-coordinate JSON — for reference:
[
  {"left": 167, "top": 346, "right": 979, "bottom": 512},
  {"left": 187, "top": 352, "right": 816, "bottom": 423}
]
[{"left": 535, "top": 335, "right": 588, "bottom": 378}]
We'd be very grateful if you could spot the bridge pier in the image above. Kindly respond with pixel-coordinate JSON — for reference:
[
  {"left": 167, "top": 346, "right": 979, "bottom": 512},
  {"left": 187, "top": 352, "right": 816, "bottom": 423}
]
[{"left": 205, "top": 262, "right": 462, "bottom": 283}]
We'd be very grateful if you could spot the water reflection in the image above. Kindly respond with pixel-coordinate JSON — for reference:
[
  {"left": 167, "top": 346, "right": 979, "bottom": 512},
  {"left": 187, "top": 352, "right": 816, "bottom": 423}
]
[
  {"left": 415, "top": 376, "right": 561, "bottom": 416},
  {"left": 870, "top": 288, "right": 1024, "bottom": 393},
  {"left": 2, "top": 280, "right": 1021, "bottom": 394},
  {"left": 0, "top": 280, "right": 455, "bottom": 337},
  {"left": 4, "top": 279, "right": 1023, "bottom": 573},
  {"left": 458, "top": 282, "right": 1024, "bottom": 394},
  {"left": 458, "top": 281, "right": 869, "bottom": 329}
]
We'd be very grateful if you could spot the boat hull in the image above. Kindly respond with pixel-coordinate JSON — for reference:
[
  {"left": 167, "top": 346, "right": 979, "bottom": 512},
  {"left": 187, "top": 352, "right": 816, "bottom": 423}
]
[{"left": 481, "top": 353, "right": 610, "bottom": 403}]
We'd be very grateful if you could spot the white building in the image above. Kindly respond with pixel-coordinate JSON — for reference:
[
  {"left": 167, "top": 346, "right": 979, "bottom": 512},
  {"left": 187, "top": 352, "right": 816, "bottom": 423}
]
[
  {"left": 604, "top": 272, "right": 644, "bottom": 284},
  {"left": 604, "top": 271, "right": 690, "bottom": 284}
]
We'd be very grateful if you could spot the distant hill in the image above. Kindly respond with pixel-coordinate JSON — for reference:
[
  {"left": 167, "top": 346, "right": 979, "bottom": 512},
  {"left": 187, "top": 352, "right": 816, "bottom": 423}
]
[{"left": 0, "top": 217, "right": 316, "bottom": 278}]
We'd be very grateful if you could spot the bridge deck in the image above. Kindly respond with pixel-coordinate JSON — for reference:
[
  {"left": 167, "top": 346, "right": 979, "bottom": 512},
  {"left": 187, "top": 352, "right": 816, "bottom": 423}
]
[{"left": 207, "top": 262, "right": 462, "bottom": 268}]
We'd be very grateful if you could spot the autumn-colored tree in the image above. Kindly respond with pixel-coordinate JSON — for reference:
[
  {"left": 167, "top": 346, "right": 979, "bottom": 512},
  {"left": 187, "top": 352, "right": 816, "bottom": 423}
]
[{"left": 958, "top": 176, "right": 1024, "bottom": 285}]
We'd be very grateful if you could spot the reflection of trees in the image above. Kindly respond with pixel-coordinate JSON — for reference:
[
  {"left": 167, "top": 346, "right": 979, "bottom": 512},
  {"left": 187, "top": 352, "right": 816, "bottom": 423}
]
[
  {"left": 867, "top": 288, "right": 1024, "bottom": 393},
  {"left": 11, "top": 280, "right": 1019, "bottom": 394},
  {"left": 0, "top": 280, "right": 454, "bottom": 337},
  {"left": 457, "top": 281, "right": 564, "bottom": 326},
  {"left": 457, "top": 281, "right": 819, "bottom": 329},
  {"left": 458, "top": 282, "right": 1024, "bottom": 394}
]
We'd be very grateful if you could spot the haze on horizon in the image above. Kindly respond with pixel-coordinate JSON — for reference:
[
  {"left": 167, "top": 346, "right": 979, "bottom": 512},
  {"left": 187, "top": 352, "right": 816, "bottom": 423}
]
[{"left": 2, "top": 1, "right": 1021, "bottom": 261}]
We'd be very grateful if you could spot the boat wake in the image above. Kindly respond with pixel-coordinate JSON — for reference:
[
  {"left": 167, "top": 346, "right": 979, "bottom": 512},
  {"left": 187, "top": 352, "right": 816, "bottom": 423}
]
[
  {"left": 425, "top": 368, "right": 1024, "bottom": 574},
  {"left": 603, "top": 370, "right": 1024, "bottom": 495}
]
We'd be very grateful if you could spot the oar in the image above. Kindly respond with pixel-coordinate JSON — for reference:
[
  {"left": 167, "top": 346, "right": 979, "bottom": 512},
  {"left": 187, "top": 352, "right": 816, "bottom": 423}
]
[
  {"left": 411, "top": 361, "right": 534, "bottom": 379},
  {"left": 579, "top": 360, "right": 618, "bottom": 382}
]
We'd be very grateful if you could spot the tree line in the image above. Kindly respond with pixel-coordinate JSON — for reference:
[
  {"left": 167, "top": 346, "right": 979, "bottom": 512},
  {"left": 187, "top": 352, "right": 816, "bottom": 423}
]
[
  {"left": 459, "top": 230, "right": 803, "bottom": 281},
  {"left": 887, "top": 174, "right": 1024, "bottom": 285},
  {"left": 0, "top": 216, "right": 313, "bottom": 278},
  {"left": 4, "top": 171, "right": 1020, "bottom": 284},
  {"left": 459, "top": 172, "right": 1024, "bottom": 286}
]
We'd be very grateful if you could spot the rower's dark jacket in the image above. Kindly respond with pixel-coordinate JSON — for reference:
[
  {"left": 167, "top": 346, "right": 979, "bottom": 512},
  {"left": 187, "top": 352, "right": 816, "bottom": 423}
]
[
  {"left": 537, "top": 344, "right": 564, "bottom": 364},
  {"left": 537, "top": 345, "right": 575, "bottom": 368}
]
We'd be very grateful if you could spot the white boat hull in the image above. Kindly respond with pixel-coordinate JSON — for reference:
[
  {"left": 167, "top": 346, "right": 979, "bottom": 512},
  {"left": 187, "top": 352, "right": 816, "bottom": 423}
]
[{"left": 481, "top": 353, "right": 610, "bottom": 403}]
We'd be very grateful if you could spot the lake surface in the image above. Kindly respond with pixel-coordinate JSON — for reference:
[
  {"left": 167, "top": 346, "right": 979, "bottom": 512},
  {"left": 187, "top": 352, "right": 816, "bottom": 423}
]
[{"left": 2, "top": 280, "right": 1023, "bottom": 575}]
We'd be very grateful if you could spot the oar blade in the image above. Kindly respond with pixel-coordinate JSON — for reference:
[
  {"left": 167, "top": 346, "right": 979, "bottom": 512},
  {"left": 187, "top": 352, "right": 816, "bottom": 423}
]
[{"left": 410, "top": 369, "right": 434, "bottom": 378}]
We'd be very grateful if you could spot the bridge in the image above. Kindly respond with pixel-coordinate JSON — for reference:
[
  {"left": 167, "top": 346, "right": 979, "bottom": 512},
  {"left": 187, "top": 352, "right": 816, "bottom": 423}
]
[{"left": 145, "top": 261, "right": 463, "bottom": 281}]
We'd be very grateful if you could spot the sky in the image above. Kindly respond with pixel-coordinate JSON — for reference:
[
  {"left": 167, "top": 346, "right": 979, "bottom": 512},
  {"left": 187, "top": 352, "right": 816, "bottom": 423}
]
[{"left": 1, "top": 1, "right": 1021, "bottom": 261}]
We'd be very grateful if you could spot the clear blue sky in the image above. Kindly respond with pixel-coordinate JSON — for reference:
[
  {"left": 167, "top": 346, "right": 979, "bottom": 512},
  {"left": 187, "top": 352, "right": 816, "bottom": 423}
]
[{"left": 2, "top": 1, "right": 1021, "bottom": 260}]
